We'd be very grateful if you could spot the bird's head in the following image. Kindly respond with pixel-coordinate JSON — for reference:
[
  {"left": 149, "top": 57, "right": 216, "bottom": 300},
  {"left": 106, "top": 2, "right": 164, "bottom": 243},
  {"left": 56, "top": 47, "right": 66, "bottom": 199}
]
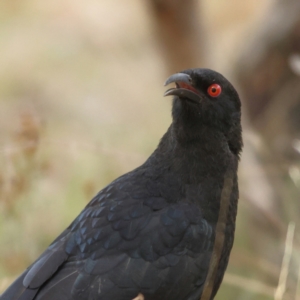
[{"left": 164, "top": 68, "right": 242, "bottom": 156}]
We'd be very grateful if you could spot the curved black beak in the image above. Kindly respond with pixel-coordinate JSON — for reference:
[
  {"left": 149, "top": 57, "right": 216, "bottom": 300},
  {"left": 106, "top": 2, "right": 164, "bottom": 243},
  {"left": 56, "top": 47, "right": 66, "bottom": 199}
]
[
  {"left": 164, "top": 73, "right": 192, "bottom": 87},
  {"left": 164, "top": 73, "right": 201, "bottom": 103}
]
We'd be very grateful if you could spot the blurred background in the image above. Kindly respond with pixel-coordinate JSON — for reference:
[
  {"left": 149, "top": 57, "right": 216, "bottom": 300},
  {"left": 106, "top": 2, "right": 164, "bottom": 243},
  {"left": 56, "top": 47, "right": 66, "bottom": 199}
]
[{"left": 1, "top": 0, "right": 300, "bottom": 299}]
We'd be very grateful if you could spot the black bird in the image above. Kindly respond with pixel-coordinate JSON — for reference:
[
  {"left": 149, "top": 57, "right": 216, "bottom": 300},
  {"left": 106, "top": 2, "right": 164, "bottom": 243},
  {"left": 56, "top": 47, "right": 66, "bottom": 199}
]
[{"left": 1, "top": 68, "right": 242, "bottom": 300}]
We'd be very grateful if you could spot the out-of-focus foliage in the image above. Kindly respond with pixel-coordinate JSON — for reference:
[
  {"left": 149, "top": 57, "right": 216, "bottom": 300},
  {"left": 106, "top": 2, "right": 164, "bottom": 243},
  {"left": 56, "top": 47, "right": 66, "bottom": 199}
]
[{"left": 1, "top": 0, "right": 299, "bottom": 299}]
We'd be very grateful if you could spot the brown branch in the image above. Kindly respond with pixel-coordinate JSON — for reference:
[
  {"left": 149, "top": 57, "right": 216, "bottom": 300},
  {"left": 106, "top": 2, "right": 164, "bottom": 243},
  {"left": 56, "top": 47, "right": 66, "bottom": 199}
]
[{"left": 147, "top": 0, "right": 204, "bottom": 73}]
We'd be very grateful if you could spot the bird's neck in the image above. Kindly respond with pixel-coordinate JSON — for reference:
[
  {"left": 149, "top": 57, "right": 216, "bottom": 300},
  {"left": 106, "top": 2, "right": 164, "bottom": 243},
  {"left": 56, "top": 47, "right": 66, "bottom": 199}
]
[{"left": 157, "top": 124, "right": 236, "bottom": 175}]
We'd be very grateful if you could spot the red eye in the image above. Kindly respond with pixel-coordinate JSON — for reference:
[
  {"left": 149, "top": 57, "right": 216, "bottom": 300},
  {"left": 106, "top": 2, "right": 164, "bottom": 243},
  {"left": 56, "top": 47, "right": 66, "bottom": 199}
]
[{"left": 207, "top": 84, "right": 222, "bottom": 97}]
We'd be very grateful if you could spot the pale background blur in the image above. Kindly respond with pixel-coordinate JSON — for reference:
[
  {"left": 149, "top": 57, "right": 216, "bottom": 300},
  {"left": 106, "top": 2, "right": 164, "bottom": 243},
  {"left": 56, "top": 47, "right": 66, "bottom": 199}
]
[{"left": 1, "top": 0, "right": 300, "bottom": 299}]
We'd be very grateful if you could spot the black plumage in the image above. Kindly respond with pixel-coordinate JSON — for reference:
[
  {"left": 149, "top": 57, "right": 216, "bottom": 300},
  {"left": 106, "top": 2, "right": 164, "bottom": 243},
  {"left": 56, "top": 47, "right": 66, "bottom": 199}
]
[{"left": 1, "top": 68, "right": 242, "bottom": 300}]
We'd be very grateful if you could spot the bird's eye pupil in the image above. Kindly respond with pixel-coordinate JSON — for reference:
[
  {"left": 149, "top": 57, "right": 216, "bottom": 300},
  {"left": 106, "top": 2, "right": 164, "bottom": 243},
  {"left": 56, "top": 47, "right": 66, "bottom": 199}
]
[{"left": 207, "top": 84, "right": 222, "bottom": 97}]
